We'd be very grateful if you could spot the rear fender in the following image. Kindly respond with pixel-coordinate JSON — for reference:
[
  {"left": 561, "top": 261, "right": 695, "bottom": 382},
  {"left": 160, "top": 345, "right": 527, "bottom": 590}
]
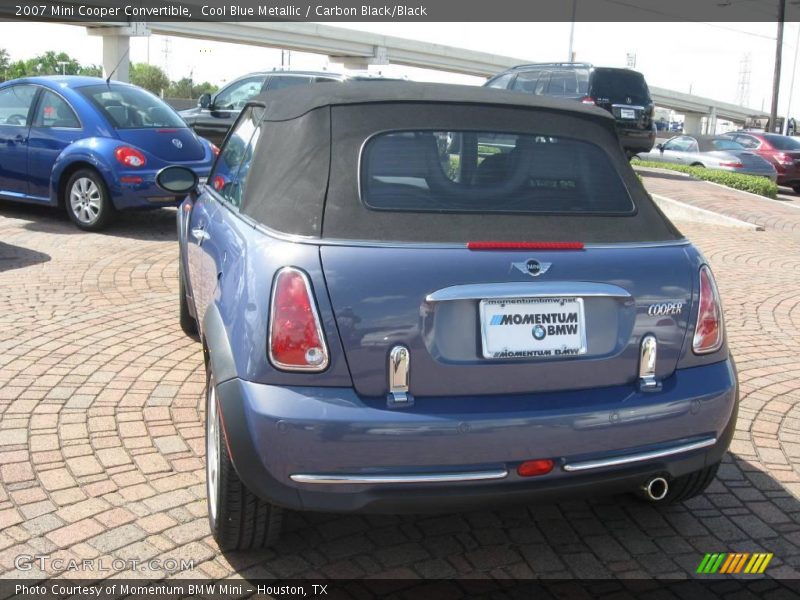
[
  {"left": 50, "top": 138, "right": 118, "bottom": 205},
  {"left": 202, "top": 303, "right": 238, "bottom": 385},
  {"left": 176, "top": 200, "right": 196, "bottom": 318}
]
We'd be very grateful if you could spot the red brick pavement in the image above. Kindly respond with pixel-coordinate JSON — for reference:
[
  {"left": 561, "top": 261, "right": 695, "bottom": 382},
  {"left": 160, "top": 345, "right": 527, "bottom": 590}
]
[
  {"left": 640, "top": 169, "right": 800, "bottom": 232},
  {"left": 1, "top": 191, "right": 800, "bottom": 581}
]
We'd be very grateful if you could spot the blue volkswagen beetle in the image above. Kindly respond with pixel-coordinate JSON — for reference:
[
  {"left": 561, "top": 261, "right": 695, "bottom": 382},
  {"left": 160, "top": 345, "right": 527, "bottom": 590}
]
[
  {"left": 0, "top": 76, "right": 216, "bottom": 230},
  {"left": 157, "top": 83, "right": 738, "bottom": 550}
]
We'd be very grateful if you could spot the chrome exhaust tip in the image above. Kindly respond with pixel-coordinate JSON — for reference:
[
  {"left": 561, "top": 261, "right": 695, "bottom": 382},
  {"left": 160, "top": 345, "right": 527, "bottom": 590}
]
[{"left": 643, "top": 476, "right": 669, "bottom": 501}]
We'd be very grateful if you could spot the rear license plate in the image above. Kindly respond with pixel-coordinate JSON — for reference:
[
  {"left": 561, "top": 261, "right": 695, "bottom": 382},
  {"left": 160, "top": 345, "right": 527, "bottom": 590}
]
[
  {"left": 620, "top": 108, "right": 636, "bottom": 119},
  {"left": 479, "top": 297, "right": 587, "bottom": 359}
]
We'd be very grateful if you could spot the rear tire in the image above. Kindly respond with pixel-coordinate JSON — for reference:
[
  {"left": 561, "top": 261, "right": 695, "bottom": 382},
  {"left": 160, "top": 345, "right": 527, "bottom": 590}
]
[
  {"left": 640, "top": 462, "right": 719, "bottom": 505},
  {"left": 791, "top": 184, "right": 800, "bottom": 194},
  {"left": 64, "top": 169, "right": 115, "bottom": 231},
  {"left": 178, "top": 263, "right": 198, "bottom": 337},
  {"left": 206, "top": 369, "right": 283, "bottom": 550}
]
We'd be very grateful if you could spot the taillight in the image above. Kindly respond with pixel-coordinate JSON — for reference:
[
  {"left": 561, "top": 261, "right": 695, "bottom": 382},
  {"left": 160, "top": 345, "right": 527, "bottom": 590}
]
[
  {"left": 719, "top": 161, "right": 744, "bottom": 168},
  {"left": 776, "top": 152, "right": 794, "bottom": 165},
  {"left": 210, "top": 143, "right": 220, "bottom": 157},
  {"left": 693, "top": 265, "right": 723, "bottom": 354},
  {"left": 580, "top": 96, "right": 595, "bottom": 105},
  {"left": 269, "top": 267, "right": 329, "bottom": 371},
  {"left": 114, "top": 146, "right": 146, "bottom": 168},
  {"left": 211, "top": 175, "right": 225, "bottom": 191}
]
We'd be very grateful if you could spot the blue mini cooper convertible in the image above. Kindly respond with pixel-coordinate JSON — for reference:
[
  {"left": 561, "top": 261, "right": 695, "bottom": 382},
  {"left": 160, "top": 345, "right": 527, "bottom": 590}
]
[
  {"left": 156, "top": 83, "right": 738, "bottom": 550},
  {"left": 0, "top": 76, "right": 216, "bottom": 230}
]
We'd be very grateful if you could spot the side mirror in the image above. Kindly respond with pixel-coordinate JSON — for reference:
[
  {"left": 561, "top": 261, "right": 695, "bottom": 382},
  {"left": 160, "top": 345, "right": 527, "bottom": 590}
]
[
  {"left": 156, "top": 166, "right": 198, "bottom": 195},
  {"left": 656, "top": 143, "right": 664, "bottom": 152},
  {"left": 198, "top": 93, "right": 211, "bottom": 109}
]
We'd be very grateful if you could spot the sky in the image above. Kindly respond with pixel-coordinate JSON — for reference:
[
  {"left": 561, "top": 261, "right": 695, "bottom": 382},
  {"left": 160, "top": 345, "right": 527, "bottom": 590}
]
[{"left": 0, "top": 21, "right": 796, "bottom": 115}]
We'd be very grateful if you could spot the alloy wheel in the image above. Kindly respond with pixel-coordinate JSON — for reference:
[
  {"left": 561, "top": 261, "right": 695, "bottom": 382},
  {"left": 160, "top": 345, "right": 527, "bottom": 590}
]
[
  {"left": 206, "top": 379, "right": 220, "bottom": 522},
  {"left": 69, "top": 177, "right": 103, "bottom": 225}
]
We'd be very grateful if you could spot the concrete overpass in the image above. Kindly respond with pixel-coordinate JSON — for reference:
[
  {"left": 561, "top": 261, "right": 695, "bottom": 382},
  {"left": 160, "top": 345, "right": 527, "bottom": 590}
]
[{"left": 87, "top": 21, "right": 767, "bottom": 133}]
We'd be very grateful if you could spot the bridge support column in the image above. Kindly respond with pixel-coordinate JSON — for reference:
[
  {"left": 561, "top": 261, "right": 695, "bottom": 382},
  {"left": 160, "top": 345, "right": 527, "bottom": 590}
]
[
  {"left": 682, "top": 113, "right": 703, "bottom": 135},
  {"left": 706, "top": 107, "right": 718, "bottom": 135},
  {"left": 88, "top": 24, "right": 150, "bottom": 83},
  {"left": 329, "top": 45, "right": 389, "bottom": 71}
]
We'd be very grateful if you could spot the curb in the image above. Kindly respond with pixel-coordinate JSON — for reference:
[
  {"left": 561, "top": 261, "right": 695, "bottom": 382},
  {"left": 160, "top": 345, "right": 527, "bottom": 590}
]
[
  {"left": 633, "top": 165, "right": 694, "bottom": 178},
  {"left": 650, "top": 193, "right": 764, "bottom": 231}
]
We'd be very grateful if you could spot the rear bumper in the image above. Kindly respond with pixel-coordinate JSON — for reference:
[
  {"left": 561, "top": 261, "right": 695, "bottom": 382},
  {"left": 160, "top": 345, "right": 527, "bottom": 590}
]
[
  {"left": 719, "top": 167, "right": 777, "bottom": 182},
  {"left": 108, "top": 166, "right": 211, "bottom": 210},
  {"left": 216, "top": 359, "right": 738, "bottom": 513},
  {"left": 617, "top": 126, "right": 656, "bottom": 153},
  {"left": 777, "top": 167, "right": 800, "bottom": 186}
]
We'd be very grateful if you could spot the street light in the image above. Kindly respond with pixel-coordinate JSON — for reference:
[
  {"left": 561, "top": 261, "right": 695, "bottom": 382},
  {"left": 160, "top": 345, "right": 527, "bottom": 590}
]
[
  {"left": 57, "top": 61, "right": 69, "bottom": 76},
  {"left": 784, "top": 23, "right": 800, "bottom": 134},
  {"left": 567, "top": 0, "right": 577, "bottom": 61}
]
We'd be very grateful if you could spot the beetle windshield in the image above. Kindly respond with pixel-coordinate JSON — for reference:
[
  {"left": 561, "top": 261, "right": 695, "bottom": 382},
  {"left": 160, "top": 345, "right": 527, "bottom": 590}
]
[{"left": 78, "top": 84, "right": 185, "bottom": 129}]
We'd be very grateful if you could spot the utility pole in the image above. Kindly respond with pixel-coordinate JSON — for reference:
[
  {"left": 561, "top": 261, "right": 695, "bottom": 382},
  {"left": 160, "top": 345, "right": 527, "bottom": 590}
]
[
  {"left": 567, "top": 0, "right": 577, "bottom": 62},
  {"left": 770, "top": 0, "right": 786, "bottom": 133}
]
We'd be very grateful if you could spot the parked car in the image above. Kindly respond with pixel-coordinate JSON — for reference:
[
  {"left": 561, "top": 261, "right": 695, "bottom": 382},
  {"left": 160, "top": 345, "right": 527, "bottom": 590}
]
[
  {"left": 485, "top": 63, "right": 656, "bottom": 155},
  {"left": 0, "top": 76, "right": 217, "bottom": 231},
  {"left": 157, "top": 82, "right": 738, "bottom": 550},
  {"left": 635, "top": 135, "right": 777, "bottom": 181},
  {"left": 179, "top": 69, "right": 399, "bottom": 145},
  {"left": 722, "top": 131, "right": 800, "bottom": 192}
]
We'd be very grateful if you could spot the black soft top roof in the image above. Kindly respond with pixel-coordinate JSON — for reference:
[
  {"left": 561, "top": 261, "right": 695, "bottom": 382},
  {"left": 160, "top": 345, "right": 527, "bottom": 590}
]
[
  {"left": 237, "top": 82, "right": 681, "bottom": 244},
  {"left": 250, "top": 81, "right": 617, "bottom": 122}
]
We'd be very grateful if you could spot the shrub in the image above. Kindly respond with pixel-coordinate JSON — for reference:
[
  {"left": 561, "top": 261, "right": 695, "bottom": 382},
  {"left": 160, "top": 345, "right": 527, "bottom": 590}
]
[{"left": 631, "top": 159, "right": 778, "bottom": 199}]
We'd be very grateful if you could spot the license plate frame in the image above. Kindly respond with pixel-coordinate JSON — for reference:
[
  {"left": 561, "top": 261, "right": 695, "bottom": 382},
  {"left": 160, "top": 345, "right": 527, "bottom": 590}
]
[
  {"left": 479, "top": 297, "right": 587, "bottom": 359},
  {"left": 619, "top": 108, "right": 636, "bottom": 120}
]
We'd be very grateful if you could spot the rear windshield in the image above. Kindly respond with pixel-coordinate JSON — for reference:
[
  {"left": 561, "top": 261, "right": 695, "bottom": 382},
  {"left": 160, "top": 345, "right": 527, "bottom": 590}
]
[
  {"left": 78, "top": 84, "right": 185, "bottom": 129},
  {"left": 512, "top": 68, "right": 590, "bottom": 98},
  {"left": 590, "top": 69, "right": 650, "bottom": 104},
  {"left": 361, "top": 130, "right": 633, "bottom": 215},
  {"left": 764, "top": 134, "right": 800, "bottom": 150}
]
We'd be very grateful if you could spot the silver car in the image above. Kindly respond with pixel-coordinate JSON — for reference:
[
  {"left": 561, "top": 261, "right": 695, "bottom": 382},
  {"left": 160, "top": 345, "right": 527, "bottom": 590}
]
[{"left": 635, "top": 135, "right": 777, "bottom": 181}]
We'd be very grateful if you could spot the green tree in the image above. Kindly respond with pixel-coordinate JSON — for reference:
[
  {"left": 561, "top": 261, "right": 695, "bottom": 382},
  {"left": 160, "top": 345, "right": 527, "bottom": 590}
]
[
  {"left": 167, "top": 77, "right": 193, "bottom": 99},
  {"left": 167, "top": 77, "right": 218, "bottom": 99},
  {"left": 192, "top": 81, "right": 218, "bottom": 97},
  {"left": 129, "top": 62, "right": 170, "bottom": 95},
  {"left": 2, "top": 51, "right": 100, "bottom": 79},
  {"left": 0, "top": 49, "right": 9, "bottom": 81}
]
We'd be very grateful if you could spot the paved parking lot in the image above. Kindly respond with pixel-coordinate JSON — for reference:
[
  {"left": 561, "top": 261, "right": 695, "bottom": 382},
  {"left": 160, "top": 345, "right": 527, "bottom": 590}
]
[{"left": 2, "top": 180, "right": 800, "bottom": 581}]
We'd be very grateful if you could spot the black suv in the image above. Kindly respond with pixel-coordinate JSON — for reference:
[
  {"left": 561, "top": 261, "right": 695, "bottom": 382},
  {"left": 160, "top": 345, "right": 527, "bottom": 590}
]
[
  {"left": 180, "top": 70, "right": 396, "bottom": 145},
  {"left": 485, "top": 63, "right": 656, "bottom": 155}
]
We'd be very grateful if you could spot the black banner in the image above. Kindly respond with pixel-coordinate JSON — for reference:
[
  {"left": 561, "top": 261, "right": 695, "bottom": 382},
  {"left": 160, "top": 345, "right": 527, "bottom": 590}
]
[
  {"left": 0, "top": 0, "right": 795, "bottom": 22},
  {"left": 2, "top": 579, "right": 800, "bottom": 600}
]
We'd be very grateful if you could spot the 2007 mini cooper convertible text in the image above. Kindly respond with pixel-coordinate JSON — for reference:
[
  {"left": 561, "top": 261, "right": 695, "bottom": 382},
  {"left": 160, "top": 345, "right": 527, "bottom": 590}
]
[{"left": 157, "top": 83, "right": 738, "bottom": 550}]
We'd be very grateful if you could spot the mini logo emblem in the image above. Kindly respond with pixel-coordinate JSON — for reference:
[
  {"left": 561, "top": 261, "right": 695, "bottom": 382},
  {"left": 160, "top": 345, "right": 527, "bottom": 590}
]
[
  {"left": 532, "top": 325, "right": 547, "bottom": 340},
  {"left": 626, "top": 96, "right": 632, "bottom": 104},
  {"left": 648, "top": 302, "right": 684, "bottom": 317},
  {"left": 171, "top": 138, "right": 183, "bottom": 149},
  {"left": 512, "top": 259, "right": 552, "bottom": 278}
]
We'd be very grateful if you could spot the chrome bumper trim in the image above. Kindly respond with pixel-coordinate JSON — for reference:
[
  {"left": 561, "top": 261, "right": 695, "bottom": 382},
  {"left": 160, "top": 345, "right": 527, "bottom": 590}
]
[
  {"left": 426, "top": 281, "right": 631, "bottom": 303},
  {"left": 290, "top": 469, "right": 508, "bottom": 484},
  {"left": 562, "top": 437, "right": 717, "bottom": 472}
]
